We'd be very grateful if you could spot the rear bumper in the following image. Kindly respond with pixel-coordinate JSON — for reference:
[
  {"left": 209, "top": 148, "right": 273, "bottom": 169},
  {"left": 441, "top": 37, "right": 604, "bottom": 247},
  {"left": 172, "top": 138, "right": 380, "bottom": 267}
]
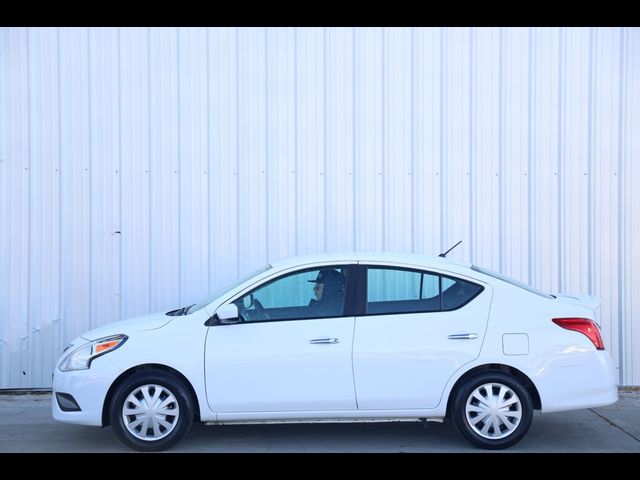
[{"left": 537, "top": 350, "right": 618, "bottom": 413}]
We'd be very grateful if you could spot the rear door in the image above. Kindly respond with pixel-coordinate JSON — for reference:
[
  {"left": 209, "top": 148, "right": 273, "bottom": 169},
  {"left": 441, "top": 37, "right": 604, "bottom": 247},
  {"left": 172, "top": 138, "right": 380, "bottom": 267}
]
[{"left": 352, "top": 264, "right": 492, "bottom": 410}]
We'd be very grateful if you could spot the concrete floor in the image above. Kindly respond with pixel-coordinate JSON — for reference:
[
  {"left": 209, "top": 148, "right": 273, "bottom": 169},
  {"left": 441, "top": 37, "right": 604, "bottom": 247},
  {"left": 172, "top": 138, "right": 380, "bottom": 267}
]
[{"left": 1, "top": 390, "right": 639, "bottom": 452}]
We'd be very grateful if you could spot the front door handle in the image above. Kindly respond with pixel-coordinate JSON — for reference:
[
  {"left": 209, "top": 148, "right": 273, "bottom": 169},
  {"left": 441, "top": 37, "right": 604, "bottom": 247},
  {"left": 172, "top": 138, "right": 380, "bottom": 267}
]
[
  {"left": 448, "top": 333, "right": 478, "bottom": 340},
  {"left": 309, "top": 338, "right": 339, "bottom": 344}
]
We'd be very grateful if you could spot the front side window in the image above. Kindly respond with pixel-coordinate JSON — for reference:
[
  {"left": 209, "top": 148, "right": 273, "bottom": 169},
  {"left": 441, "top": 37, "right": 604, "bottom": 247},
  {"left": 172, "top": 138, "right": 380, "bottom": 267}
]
[{"left": 234, "top": 266, "right": 348, "bottom": 322}]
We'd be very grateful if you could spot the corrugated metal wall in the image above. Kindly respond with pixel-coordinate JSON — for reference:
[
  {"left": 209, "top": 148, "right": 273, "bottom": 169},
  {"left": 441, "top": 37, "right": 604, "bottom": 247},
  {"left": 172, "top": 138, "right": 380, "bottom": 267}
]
[{"left": 1, "top": 27, "right": 639, "bottom": 388}]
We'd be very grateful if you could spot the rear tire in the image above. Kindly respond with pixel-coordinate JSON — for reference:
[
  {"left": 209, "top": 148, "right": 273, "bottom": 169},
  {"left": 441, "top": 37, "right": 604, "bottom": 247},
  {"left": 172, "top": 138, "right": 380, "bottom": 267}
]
[
  {"left": 110, "top": 370, "right": 194, "bottom": 451},
  {"left": 451, "top": 371, "right": 533, "bottom": 449}
]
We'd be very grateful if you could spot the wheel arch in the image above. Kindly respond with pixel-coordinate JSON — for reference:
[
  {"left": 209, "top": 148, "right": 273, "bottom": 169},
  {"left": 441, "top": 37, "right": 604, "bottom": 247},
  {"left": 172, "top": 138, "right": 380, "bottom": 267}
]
[
  {"left": 101, "top": 363, "right": 201, "bottom": 427},
  {"left": 445, "top": 363, "right": 542, "bottom": 418}
]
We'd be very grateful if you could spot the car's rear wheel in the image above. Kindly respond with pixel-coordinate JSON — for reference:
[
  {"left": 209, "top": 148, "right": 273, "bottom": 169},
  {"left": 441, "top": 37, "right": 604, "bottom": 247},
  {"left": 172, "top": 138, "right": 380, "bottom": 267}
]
[
  {"left": 451, "top": 371, "right": 533, "bottom": 449},
  {"left": 110, "top": 370, "right": 194, "bottom": 451}
]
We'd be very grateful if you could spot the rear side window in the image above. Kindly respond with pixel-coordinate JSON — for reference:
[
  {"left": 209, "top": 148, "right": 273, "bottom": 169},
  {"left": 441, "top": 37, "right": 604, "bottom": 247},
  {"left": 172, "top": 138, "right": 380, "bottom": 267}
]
[
  {"left": 365, "top": 266, "right": 483, "bottom": 315},
  {"left": 367, "top": 268, "right": 440, "bottom": 314}
]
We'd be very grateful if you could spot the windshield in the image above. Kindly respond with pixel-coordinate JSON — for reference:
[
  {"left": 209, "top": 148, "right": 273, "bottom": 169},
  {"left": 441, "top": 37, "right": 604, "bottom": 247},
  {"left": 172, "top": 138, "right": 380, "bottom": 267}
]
[
  {"left": 471, "top": 265, "right": 554, "bottom": 299},
  {"left": 184, "top": 264, "right": 272, "bottom": 314}
]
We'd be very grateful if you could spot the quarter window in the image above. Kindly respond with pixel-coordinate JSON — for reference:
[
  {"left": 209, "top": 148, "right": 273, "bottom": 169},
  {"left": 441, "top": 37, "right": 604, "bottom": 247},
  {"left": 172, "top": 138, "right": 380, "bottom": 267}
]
[{"left": 441, "top": 276, "right": 483, "bottom": 310}]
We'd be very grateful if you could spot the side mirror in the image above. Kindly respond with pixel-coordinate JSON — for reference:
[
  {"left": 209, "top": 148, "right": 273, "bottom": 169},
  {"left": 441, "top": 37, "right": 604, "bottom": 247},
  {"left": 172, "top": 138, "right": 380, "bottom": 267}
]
[{"left": 213, "top": 303, "right": 240, "bottom": 325}]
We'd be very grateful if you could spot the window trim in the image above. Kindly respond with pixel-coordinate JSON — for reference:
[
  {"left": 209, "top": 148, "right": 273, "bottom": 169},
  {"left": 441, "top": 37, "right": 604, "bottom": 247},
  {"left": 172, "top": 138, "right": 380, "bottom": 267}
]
[
  {"left": 218, "top": 264, "right": 357, "bottom": 325},
  {"left": 357, "top": 264, "right": 485, "bottom": 317}
]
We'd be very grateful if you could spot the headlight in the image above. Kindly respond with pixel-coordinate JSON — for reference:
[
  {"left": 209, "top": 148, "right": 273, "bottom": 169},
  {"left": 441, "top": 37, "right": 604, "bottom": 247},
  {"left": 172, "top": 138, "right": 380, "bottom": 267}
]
[{"left": 59, "top": 334, "right": 128, "bottom": 372}]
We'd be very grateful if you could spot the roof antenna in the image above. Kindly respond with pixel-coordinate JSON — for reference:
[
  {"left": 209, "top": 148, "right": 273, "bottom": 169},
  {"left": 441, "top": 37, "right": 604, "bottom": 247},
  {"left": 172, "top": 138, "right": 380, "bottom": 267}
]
[{"left": 439, "top": 240, "right": 462, "bottom": 258}]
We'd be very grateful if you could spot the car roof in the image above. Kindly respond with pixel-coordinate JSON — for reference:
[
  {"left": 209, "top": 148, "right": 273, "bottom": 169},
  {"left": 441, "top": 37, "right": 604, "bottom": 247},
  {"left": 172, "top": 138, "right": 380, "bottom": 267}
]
[{"left": 269, "top": 251, "right": 473, "bottom": 274}]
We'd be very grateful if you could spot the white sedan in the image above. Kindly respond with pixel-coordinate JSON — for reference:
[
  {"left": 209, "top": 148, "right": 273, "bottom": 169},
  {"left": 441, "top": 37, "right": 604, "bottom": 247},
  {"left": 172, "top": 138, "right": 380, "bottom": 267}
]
[{"left": 52, "top": 253, "right": 618, "bottom": 450}]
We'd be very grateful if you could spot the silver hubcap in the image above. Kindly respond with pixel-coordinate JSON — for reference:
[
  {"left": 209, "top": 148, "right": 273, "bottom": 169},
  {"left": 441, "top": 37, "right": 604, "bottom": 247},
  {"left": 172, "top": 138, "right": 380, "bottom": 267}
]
[
  {"left": 122, "top": 384, "right": 180, "bottom": 441},
  {"left": 465, "top": 382, "right": 522, "bottom": 440}
]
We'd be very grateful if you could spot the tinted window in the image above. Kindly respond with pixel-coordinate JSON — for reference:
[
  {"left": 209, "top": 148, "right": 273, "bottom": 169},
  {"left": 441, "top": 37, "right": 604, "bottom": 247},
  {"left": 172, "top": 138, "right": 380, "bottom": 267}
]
[
  {"left": 368, "top": 268, "right": 421, "bottom": 302},
  {"left": 234, "top": 266, "right": 348, "bottom": 322},
  {"left": 441, "top": 276, "right": 483, "bottom": 310},
  {"left": 367, "top": 267, "right": 440, "bottom": 314},
  {"left": 421, "top": 274, "right": 440, "bottom": 299}
]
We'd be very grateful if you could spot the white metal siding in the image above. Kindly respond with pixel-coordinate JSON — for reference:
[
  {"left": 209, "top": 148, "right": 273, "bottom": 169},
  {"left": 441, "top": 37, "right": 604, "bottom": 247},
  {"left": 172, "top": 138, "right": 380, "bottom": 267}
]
[{"left": 1, "top": 27, "right": 639, "bottom": 388}]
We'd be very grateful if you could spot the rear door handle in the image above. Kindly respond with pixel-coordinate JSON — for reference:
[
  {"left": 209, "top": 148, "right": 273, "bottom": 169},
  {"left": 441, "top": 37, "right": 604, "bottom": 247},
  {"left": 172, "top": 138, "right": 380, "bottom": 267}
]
[
  {"left": 448, "top": 333, "right": 478, "bottom": 340},
  {"left": 309, "top": 338, "right": 339, "bottom": 344}
]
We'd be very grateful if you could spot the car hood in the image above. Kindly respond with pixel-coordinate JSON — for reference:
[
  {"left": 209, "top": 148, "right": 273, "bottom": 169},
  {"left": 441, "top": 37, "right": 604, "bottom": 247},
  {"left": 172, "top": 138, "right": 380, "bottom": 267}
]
[{"left": 80, "top": 312, "right": 172, "bottom": 341}]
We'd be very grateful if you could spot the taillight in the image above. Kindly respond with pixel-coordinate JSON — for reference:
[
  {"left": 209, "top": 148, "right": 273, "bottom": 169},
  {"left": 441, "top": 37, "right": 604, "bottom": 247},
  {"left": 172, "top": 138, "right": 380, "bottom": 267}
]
[{"left": 552, "top": 318, "right": 605, "bottom": 350}]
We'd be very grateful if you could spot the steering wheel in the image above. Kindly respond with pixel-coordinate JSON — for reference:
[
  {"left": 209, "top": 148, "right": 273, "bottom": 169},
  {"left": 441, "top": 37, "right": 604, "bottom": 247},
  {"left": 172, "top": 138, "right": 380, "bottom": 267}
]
[{"left": 252, "top": 299, "right": 270, "bottom": 320}]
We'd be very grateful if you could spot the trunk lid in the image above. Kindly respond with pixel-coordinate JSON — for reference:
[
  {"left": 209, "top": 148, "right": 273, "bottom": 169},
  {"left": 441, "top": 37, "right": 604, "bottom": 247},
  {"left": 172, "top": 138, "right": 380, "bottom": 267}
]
[{"left": 554, "top": 294, "right": 602, "bottom": 326}]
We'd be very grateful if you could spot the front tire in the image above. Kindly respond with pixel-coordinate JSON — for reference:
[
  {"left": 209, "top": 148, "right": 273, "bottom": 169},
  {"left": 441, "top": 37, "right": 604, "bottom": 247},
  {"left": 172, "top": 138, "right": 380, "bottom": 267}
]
[
  {"left": 110, "top": 370, "right": 194, "bottom": 451},
  {"left": 451, "top": 371, "right": 533, "bottom": 449}
]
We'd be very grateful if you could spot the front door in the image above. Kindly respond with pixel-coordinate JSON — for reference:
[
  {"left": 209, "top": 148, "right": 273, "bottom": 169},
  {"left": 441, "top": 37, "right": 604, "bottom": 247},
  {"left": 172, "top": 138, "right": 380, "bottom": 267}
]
[{"left": 205, "top": 265, "right": 357, "bottom": 413}]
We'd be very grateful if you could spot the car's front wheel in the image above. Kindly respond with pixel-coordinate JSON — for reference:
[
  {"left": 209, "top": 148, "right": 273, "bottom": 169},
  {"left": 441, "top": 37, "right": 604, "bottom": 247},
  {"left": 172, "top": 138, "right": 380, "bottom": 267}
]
[
  {"left": 109, "top": 370, "right": 194, "bottom": 451},
  {"left": 451, "top": 371, "right": 533, "bottom": 449}
]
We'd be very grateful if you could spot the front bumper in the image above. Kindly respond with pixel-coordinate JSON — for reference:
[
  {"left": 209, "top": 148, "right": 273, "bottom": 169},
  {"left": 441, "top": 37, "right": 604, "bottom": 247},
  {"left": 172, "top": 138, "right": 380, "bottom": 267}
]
[{"left": 52, "top": 355, "right": 124, "bottom": 426}]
